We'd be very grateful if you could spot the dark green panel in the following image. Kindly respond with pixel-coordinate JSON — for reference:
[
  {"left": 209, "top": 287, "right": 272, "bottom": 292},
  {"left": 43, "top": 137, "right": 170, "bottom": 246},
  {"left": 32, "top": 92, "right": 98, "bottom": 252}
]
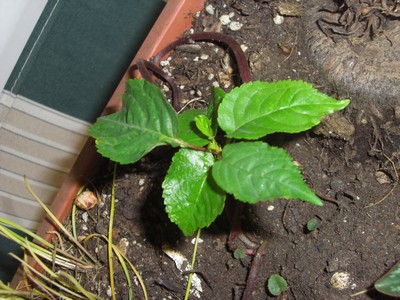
[
  {"left": 0, "top": 232, "right": 25, "bottom": 284},
  {"left": 6, "top": 0, "right": 165, "bottom": 122}
]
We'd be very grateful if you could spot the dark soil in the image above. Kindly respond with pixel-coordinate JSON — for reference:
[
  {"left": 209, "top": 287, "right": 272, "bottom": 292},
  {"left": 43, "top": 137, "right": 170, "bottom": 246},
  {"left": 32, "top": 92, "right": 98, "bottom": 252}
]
[{"left": 71, "top": 1, "right": 400, "bottom": 299}]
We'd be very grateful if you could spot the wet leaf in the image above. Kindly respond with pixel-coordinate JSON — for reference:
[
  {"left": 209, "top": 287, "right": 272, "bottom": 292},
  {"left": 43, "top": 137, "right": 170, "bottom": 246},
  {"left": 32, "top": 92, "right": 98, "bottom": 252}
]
[
  {"left": 162, "top": 149, "right": 226, "bottom": 236},
  {"left": 218, "top": 80, "right": 350, "bottom": 139},
  {"left": 177, "top": 109, "right": 209, "bottom": 146},
  {"left": 207, "top": 87, "right": 226, "bottom": 134},
  {"left": 89, "top": 79, "right": 179, "bottom": 164},
  {"left": 195, "top": 114, "right": 214, "bottom": 139},
  {"left": 212, "top": 142, "right": 322, "bottom": 206}
]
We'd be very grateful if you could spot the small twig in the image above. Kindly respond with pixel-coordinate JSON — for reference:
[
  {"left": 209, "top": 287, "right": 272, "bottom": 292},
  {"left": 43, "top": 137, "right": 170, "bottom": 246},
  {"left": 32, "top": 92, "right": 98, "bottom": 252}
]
[
  {"left": 282, "top": 29, "right": 298, "bottom": 62},
  {"left": 315, "top": 192, "right": 340, "bottom": 207},
  {"left": 350, "top": 287, "right": 372, "bottom": 297},
  {"left": 177, "top": 98, "right": 207, "bottom": 114},
  {"left": 365, "top": 153, "right": 398, "bottom": 208},
  {"left": 154, "top": 277, "right": 181, "bottom": 293},
  {"left": 282, "top": 202, "right": 291, "bottom": 234},
  {"left": 242, "top": 240, "right": 268, "bottom": 300}
]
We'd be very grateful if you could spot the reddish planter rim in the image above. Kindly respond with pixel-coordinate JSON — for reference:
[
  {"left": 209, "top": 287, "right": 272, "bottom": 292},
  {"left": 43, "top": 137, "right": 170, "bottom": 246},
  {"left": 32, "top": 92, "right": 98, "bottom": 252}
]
[{"left": 11, "top": 0, "right": 206, "bottom": 287}]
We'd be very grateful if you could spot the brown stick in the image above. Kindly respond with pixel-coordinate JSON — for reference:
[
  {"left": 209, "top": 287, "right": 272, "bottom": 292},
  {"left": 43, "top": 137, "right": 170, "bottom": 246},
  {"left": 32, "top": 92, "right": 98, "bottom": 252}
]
[
  {"left": 131, "top": 59, "right": 181, "bottom": 111},
  {"left": 242, "top": 240, "right": 268, "bottom": 300},
  {"left": 153, "top": 32, "right": 252, "bottom": 84}
]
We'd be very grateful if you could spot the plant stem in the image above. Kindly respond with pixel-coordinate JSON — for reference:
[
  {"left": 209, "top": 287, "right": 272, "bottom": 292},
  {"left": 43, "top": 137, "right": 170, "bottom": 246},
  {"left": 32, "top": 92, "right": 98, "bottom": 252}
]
[
  {"left": 184, "top": 228, "right": 201, "bottom": 300},
  {"left": 226, "top": 201, "right": 257, "bottom": 254},
  {"left": 174, "top": 138, "right": 220, "bottom": 155},
  {"left": 133, "top": 59, "right": 181, "bottom": 111},
  {"left": 243, "top": 240, "right": 268, "bottom": 300},
  {"left": 108, "top": 163, "right": 118, "bottom": 300}
]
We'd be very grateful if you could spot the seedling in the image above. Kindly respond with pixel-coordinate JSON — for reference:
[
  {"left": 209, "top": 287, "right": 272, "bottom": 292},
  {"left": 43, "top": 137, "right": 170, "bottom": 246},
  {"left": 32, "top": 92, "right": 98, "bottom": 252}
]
[
  {"left": 89, "top": 78, "right": 349, "bottom": 236},
  {"left": 233, "top": 247, "right": 246, "bottom": 260},
  {"left": 306, "top": 217, "right": 319, "bottom": 232},
  {"left": 89, "top": 32, "right": 349, "bottom": 297},
  {"left": 267, "top": 274, "right": 288, "bottom": 297}
]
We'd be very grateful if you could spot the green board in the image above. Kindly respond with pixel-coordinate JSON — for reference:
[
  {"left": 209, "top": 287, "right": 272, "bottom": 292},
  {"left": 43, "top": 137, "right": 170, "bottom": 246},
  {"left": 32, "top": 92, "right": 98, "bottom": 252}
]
[{"left": 5, "top": 0, "right": 165, "bottom": 122}]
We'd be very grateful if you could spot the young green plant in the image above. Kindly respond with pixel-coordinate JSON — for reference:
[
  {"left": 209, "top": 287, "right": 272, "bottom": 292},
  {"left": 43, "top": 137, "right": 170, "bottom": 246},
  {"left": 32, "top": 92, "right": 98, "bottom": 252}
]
[{"left": 89, "top": 78, "right": 349, "bottom": 236}]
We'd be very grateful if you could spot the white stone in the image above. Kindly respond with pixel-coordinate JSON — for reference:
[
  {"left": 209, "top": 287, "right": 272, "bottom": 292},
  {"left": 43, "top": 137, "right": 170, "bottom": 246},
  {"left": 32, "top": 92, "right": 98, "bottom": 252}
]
[
  {"left": 205, "top": 4, "right": 215, "bottom": 15},
  {"left": 229, "top": 21, "right": 243, "bottom": 31},
  {"left": 273, "top": 14, "right": 284, "bottom": 25},
  {"left": 331, "top": 272, "right": 351, "bottom": 290},
  {"left": 160, "top": 60, "right": 170, "bottom": 67},
  {"left": 219, "top": 14, "right": 231, "bottom": 25}
]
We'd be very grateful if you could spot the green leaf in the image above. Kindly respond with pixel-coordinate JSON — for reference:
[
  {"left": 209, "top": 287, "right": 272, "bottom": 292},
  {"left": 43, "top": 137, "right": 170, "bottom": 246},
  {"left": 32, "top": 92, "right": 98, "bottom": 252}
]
[
  {"left": 267, "top": 274, "right": 288, "bottom": 296},
  {"left": 195, "top": 115, "right": 214, "bottom": 139},
  {"left": 212, "top": 142, "right": 322, "bottom": 206},
  {"left": 177, "top": 109, "right": 209, "bottom": 147},
  {"left": 162, "top": 149, "right": 226, "bottom": 236},
  {"left": 306, "top": 218, "right": 319, "bottom": 232},
  {"left": 207, "top": 87, "right": 226, "bottom": 134},
  {"left": 233, "top": 247, "right": 246, "bottom": 260},
  {"left": 218, "top": 80, "right": 350, "bottom": 139},
  {"left": 375, "top": 261, "right": 400, "bottom": 297},
  {"left": 89, "top": 79, "right": 179, "bottom": 164}
]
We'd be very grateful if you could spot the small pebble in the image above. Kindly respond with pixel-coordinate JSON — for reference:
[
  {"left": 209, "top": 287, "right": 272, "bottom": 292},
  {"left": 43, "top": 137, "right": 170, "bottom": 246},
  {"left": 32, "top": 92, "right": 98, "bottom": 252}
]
[
  {"left": 273, "top": 14, "right": 284, "bottom": 25},
  {"left": 191, "top": 238, "right": 203, "bottom": 244},
  {"left": 219, "top": 15, "right": 231, "bottom": 25},
  {"left": 229, "top": 21, "right": 243, "bottom": 31},
  {"left": 160, "top": 60, "right": 170, "bottom": 67},
  {"left": 82, "top": 212, "right": 88, "bottom": 222},
  {"left": 331, "top": 272, "right": 351, "bottom": 290},
  {"left": 75, "top": 190, "right": 97, "bottom": 210},
  {"left": 205, "top": 4, "right": 215, "bottom": 15}
]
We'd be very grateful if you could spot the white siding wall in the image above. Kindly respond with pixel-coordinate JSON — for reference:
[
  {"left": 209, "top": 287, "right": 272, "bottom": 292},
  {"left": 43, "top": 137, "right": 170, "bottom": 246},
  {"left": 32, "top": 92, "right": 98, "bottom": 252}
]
[{"left": 0, "top": 91, "right": 88, "bottom": 230}]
